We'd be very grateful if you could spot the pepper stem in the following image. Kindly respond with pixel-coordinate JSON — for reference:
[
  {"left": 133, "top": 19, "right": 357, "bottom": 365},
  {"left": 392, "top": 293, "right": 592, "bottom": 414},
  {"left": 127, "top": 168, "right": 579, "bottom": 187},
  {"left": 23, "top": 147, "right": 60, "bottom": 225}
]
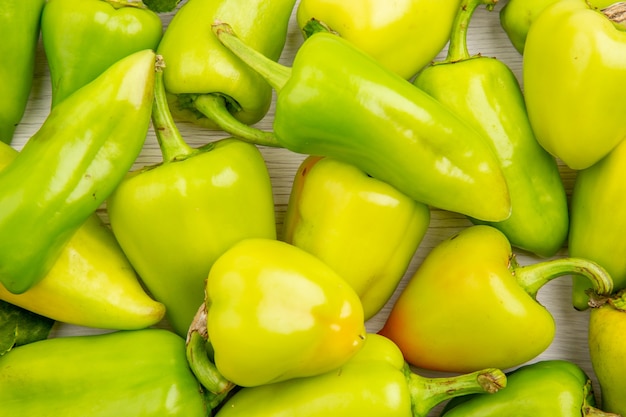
[
  {"left": 602, "top": 1, "right": 626, "bottom": 29},
  {"left": 104, "top": 0, "right": 148, "bottom": 9},
  {"left": 408, "top": 366, "right": 507, "bottom": 417},
  {"left": 512, "top": 255, "right": 614, "bottom": 302},
  {"left": 212, "top": 22, "right": 292, "bottom": 93},
  {"left": 192, "top": 94, "right": 280, "bottom": 147},
  {"left": 445, "top": 0, "right": 498, "bottom": 63},
  {"left": 582, "top": 380, "right": 622, "bottom": 416},
  {"left": 152, "top": 56, "right": 196, "bottom": 162}
]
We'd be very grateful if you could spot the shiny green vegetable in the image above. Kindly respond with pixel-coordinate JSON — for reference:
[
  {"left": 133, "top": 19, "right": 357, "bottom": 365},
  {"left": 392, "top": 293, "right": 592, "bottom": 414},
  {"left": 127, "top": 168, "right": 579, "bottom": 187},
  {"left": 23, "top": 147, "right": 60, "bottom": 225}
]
[
  {"left": 413, "top": 0, "right": 568, "bottom": 257},
  {"left": 107, "top": 64, "right": 276, "bottom": 336},
  {"left": 209, "top": 22, "right": 511, "bottom": 222},
  {"left": 41, "top": 0, "right": 163, "bottom": 108},
  {"left": 282, "top": 155, "right": 430, "bottom": 320},
  {"left": 0, "top": 0, "right": 45, "bottom": 144},
  {"left": 0, "top": 49, "right": 156, "bottom": 294},
  {"left": 157, "top": 0, "right": 295, "bottom": 132},
  {"left": 441, "top": 360, "right": 617, "bottom": 417},
  {"left": 0, "top": 329, "right": 209, "bottom": 416},
  {"left": 213, "top": 334, "right": 506, "bottom": 417}
]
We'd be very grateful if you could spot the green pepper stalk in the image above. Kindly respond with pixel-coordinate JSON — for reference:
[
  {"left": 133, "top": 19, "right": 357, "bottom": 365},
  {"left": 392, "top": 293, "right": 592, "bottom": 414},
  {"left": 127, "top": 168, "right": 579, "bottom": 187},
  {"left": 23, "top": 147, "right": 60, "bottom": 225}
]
[
  {"left": 0, "top": 329, "right": 210, "bottom": 416},
  {"left": 0, "top": 0, "right": 45, "bottom": 144},
  {"left": 41, "top": 0, "right": 163, "bottom": 108},
  {"left": 523, "top": 0, "right": 626, "bottom": 170},
  {"left": 380, "top": 225, "right": 614, "bottom": 373},
  {"left": 156, "top": 0, "right": 296, "bottom": 131},
  {"left": 210, "top": 333, "right": 506, "bottom": 417},
  {"left": 106, "top": 57, "right": 277, "bottom": 337},
  {"left": 413, "top": 0, "right": 568, "bottom": 258},
  {"left": 209, "top": 22, "right": 512, "bottom": 222},
  {"left": 441, "top": 360, "right": 619, "bottom": 417},
  {"left": 0, "top": 49, "right": 156, "bottom": 295}
]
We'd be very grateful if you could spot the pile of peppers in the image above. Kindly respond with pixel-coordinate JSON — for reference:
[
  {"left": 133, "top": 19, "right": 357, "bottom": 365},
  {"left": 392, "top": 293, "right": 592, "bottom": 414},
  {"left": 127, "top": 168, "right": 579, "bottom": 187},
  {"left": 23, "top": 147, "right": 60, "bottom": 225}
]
[{"left": 3, "top": 0, "right": 626, "bottom": 415}]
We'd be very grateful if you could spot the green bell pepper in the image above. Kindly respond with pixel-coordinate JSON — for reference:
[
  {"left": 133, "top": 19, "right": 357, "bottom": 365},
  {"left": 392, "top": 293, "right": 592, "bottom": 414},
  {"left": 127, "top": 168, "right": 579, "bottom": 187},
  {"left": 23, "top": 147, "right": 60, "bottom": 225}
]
[
  {"left": 523, "top": 0, "right": 626, "bottom": 170},
  {"left": 187, "top": 238, "right": 366, "bottom": 393},
  {"left": 0, "top": 142, "right": 165, "bottom": 330},
  {"left": 156, "top": 0, "right": 295, "bottom": 131},
  {"left": 379, "top": 225, "right": 614, "bottom": 373},
  {"left": 500, "top": 0, "right": 618, "bottom": 54},
  {"left": 0, "top": 0, "right": 45, "bottom": 144},
  {"left": 296, "top": 0, "right": 462, "bottom": 79},
  {"left": 41, "top": 0, "right": 163, "bottom": 108},
  {"left": 413, "top": 0, "right": 568, "bottom": 257},
  {"left": 569, "top": 137, "right": 626, "bottom": 310},
  {"left": 209, "top": 22, "right": 512, "bottom": 222},
  {"left": 0, "top": 49, "right": 156, "bottom": 295},
  {"left": 0, "top": 329, "right": 209, "bottom": 416},
  {"left": 441, "top": 360, "right": 617, "bottom": 417},
  {"left": 282, "top": 155, "right": 430, "bottom": 320},
  {"left": 213, "top": 333, "right": 506, "bottom": 417},
  {"left": 107, "top": 63, "right": 276, "bottom": 336},
  {"left": 589, "top": 289, "right": 626, "bottom": 416}
]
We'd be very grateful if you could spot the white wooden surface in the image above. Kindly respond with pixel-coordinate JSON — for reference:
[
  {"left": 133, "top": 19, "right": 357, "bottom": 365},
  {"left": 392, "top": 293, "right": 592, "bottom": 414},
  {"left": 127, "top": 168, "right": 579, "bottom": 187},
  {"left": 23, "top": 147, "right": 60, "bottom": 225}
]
[{"left": 11, "top": 0, "right": 596, "bottom": 414}]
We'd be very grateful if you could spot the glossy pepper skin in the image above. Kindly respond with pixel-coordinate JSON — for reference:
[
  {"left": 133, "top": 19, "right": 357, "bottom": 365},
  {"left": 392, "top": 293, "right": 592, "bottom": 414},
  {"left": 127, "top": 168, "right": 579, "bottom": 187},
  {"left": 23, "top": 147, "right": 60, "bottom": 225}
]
[
  {"left": 214, "top": 334, "right": 507, "bottom": 417},
  {"left": 282, "top": 156, "right": 430, "bottom": 320},
  {"left": 413, "top": 0, "right": 568, "bottom": 257},
  {"left": 156, "top": 0, "right": 295, "bottom": 132},
  {"left": 211, "top": 23, "right": 511, "bottom": 222},
  {"left": 523, "top": 0, "right": 626, "bottom": 170},
  {"left": 107, "top": 65, "right": 276, "bottom": 336},
  {"left": 296, "top": 0, "right": 462, "bottom": 79},
  {"left": 379, "top": 225, "right": 614, "bottom": 373},
  {"left": 500, "top": 0, "right": 617, "bottom": 54},
  {"left": 0, "top": 0, "right": 45, "bottom": 144},
  {"left": 0, "top": 329, "right": 209, "bottom": 417},
  {"left": 195, "top": 238, "right": 366, "bottom": 389},
  {"left": 569, "top": 138, "right": 626, "bottom": 310},
  {"left": 441, "top": 360, "right": 617, "bottom": 417},
  {"left": 588, "top": 290, "right": 626, "bottom": 416},
  {"left": 0, "top": 49, "right": 156, "bottom": 295},
  {"left": 41, "top": 0, "right": 163, "bottom": 108}
]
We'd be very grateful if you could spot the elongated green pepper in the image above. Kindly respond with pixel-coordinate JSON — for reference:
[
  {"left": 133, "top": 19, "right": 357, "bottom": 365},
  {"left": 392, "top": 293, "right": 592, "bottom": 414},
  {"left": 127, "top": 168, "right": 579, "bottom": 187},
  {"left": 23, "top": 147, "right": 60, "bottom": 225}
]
[
  {"left": 413, "top": 0, "right": 568, "bottom": 257},
  {"left": 441, "top": 360, "right": 617, "bottom": 417},
  {"left": 0, "top": 329, "right": 209, "bottom": 416},
  {"left": 107, "top": 62, "right": 276, "bottom": 336},
  {"left": 0, "top": 0, "right": 45, "bottom": 144},
  {"left": 210, "top": 23, "right": 511, "bottom": 222},
  {"left": 0, "top": 49, "right": 156, "bottom": 294},
  {"left": 41, "top": 0, "right": 163, "bottom": 108},
  {"left": 282, "top": 156, "right": 430, "bottom": 320},
  {"left": 156, "top": 0, "right": 295, "bottom": 132},
  {"left": 213, "top": 333, "right": 506, "bottom": 417}
]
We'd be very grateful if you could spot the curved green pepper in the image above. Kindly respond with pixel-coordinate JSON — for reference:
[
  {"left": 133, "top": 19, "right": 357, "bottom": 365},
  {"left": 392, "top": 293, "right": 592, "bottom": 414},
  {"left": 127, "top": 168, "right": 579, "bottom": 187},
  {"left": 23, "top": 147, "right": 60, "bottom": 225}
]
[
  {"left": 0, "top": 0, "right": 45, "bottom": 144},
  {"left": 379, "top": 225, "right": 614, "bottom": 373},
  {"left": 213, "top": 333, "right": 506, "bottom": 417},
  {"left": 500, "top": 0, "right": 617, "bottom": 54},
  {"left": 0, "top": 49, "right": 156, "bottom": 295},
  {"left": 569, "top": 137, "right": 626, "bottom": 310},
  {"left": 282, "top": 155, "right": 430, "bottom": 320},
  {"left": 188, "top": 238, "right": 366, "bottom": 391},
  {"left": 413, "top": 0, "right": 568, "bottom": 257},
  {"left": 589, "top": 289, "right": 626, "bottom": 416},
  {"left": 107, "top": 63, "right": 276, "bottom": 336},
  {"left": 296, "top": 0, "right": 462, "bottom": 79},
  {"left": 156, "top": 0, "right": 295, "bottom": 131},
  {"left": 41, "top": 0, "right": 163, "bottom": 108},
  {"left": 0, "top": 329, "right": 209, "bottom": 416},
  {"left": 209, "top": 23, "right": 511, "bottom": 222},
  {"left": 523, "top": 0, "right": 626, "bottom": 170},
  {"left": 441, "top": 360, "right": 617, "bottom": 417}
]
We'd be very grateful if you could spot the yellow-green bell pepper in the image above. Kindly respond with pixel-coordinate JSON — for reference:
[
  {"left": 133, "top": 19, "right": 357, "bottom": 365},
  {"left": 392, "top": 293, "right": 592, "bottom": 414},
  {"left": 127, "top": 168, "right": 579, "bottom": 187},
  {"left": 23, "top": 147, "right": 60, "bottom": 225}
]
[
  {"left": 282, "top": 156, "right": 430, "bottom": 320},
  {"left": 296, "top": 0, "right": 462, "bottom": 79},
  {"left": 523, "top": 0, "right": 626, "bottom": 170}
]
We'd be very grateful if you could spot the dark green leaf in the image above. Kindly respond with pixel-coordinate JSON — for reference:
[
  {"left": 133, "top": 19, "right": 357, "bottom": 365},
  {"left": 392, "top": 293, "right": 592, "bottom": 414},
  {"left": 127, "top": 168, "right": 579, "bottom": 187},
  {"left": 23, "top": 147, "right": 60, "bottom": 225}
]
[
  {"left": 0, "top": 300, "right": 54, "bottom": 355},
  {"left": 143, "top": 0, "right": 181, "bottom": 13}
]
